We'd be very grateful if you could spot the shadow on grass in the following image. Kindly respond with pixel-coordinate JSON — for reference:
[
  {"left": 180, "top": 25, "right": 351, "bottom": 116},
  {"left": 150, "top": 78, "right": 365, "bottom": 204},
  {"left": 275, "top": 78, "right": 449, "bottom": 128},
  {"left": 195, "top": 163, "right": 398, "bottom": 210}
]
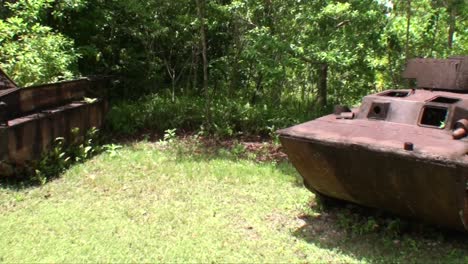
[
  {"left": 292, "top": 202, "right": 468, "bottom": 262},
  {"left": 0, "top": 178, "right": 34, "bottom": 191},
  {"left": 0, "top": 165, "right": 71, "bottom": 191}
]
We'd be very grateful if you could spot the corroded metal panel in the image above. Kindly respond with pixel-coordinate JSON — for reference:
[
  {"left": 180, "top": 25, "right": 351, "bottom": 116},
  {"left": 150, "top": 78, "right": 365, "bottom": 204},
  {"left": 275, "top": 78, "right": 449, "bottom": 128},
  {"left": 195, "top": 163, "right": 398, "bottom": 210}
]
[
  {"left": 0, "top": 69, "right": 109, "bottom": 176},
  {"left": 403, "top": 57, "right": 468, "bottom": 90},
  {"left": 5, "top": 101, "right": 106, "bottom": 164},
  {"left": 280, "top": 135, "right": 467, "bottom": 231}
]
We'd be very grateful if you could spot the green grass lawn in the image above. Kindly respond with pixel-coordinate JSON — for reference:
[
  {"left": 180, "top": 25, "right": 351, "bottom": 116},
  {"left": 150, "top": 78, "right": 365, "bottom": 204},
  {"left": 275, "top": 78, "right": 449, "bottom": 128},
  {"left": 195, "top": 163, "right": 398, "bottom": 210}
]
[{"left": 0, "top": 139, "right": 467, "bottom": 263}]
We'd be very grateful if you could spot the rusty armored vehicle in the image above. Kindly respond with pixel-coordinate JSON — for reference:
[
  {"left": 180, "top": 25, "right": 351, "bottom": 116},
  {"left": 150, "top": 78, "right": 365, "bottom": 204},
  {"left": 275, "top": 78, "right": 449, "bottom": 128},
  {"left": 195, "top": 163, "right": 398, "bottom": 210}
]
[
  {"left": 278, "top": 57, "right": 468, "bottom": 232},
  {"left": 0, "top": 69, "right": 108, "bottom": 176}
]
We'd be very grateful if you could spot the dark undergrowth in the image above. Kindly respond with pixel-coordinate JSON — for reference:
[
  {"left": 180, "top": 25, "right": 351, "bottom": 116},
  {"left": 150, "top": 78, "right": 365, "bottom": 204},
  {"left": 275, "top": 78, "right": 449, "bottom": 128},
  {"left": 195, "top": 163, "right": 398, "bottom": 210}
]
[{"left": 105, "top": 93, "right": 327, "bottom": 137}]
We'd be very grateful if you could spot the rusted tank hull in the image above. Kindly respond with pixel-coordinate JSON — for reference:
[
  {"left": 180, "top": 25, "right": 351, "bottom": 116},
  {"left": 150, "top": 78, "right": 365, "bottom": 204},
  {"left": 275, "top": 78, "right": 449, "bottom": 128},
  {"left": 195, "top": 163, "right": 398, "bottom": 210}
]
[
  {"left": 279, "top": 57, "right": 468, "bottom": 232},
  {"left": 0, "top": 71, "right": 109, "bottom": 176},
  {"left": 280, "top": 135, "right": 468, "bottom": 232},
  {"left": 0, "top": 100, "right": 107, "bottom": 167}
]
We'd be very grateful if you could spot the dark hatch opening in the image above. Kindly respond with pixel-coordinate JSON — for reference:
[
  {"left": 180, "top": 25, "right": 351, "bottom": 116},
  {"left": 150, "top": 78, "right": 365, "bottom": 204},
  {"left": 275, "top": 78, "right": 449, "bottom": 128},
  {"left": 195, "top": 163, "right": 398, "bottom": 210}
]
[
  {"left": 428, "top": 96, "right": 460, "bottom": 104},
  {"left": 379, "top": 90, "right": 410, "bottom": 97},
  {"left": 420, "top": 106, "right": 448, "bottom": 128},
  {"left": 367, "top": 102, "right": 390, "bottom": 120}
]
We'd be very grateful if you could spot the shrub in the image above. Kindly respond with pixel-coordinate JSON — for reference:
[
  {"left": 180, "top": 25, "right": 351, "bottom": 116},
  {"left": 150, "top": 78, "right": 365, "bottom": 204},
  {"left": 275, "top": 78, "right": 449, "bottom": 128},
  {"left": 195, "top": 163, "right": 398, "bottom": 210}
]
[
  {"left": 32, "top": 127, "right": 102, "bottom": 184},
  {"left": 0, "top": 0, "right": 79, "bottom": 86},
  {"left": 106, "top": 93, "right": 316, "bottom": 137}
]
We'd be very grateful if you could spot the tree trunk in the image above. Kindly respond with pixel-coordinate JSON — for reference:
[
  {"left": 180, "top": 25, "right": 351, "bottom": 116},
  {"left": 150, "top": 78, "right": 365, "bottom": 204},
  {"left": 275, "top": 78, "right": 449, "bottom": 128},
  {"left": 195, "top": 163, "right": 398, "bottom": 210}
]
[
  {"left": 317, "top": 63, "right": 328, "bottom": 109},
  {"left": 428, "top": 10, "right": 440, "bottom": 56},
  {"left": 229, "top": 19, "right": 242, "bottom": 97},
  {"left": 447, "top": 5, "right": 456, "bottom": 49},
  {"left": 171, "top": 76, "right": 176, "bottom": 102},
  {"left": 405, "top": 0, "right": 412, "bottom": 62},
  {"left": 196, "top": 0, "right": 210, "bottom": 126},
  {"left": 251, "top": 73, "right": 263, "bottom": 105},
  {"left": 192, "top": 46, "right": 199, "bottom": 92},
  {"left": 197, "top": 1, "right": 208, "bottom": 93},
  {"left": 186, "top": 49, "right": 194, "bottom": 94}
]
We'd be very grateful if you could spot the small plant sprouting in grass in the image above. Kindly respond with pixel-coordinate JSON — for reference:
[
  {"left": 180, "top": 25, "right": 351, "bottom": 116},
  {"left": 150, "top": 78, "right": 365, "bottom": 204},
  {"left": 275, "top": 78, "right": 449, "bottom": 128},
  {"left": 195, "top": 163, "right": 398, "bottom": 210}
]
[
  {"left": 231, "top": 141, "right": 247, "bottom": 158},
  {"left": 162, "top": 128, "right": 177, "bottom": 143},
  {"left": 266, "top": 125, "right": 280, "bottom": 145},
  {"left": 157, "top": 128, "right": 178, "bottom": 148},
  {"left": 13, "top": 194, "right": 25, "bottom": 202},
  {"left": 103, "top": 144, "right": 122, "bottom": 157}
]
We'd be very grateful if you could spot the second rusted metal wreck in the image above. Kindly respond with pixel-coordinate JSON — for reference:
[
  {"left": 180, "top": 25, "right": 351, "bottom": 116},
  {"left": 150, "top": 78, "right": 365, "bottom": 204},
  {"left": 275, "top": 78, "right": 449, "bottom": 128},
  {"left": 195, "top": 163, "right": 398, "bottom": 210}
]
[
  {"left": 278, "top": 56, "right": 468, "bottom": 232},
  {"left": 0, "top": 69, "right": 109, "bottom": 176}
]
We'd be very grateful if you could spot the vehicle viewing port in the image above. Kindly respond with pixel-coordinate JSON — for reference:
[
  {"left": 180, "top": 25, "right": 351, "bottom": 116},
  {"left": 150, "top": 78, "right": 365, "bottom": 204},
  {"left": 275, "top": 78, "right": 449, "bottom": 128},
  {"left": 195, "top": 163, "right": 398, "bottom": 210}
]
[
  {"left": 367, "top": 102, "right": 390, "bottom": 120},
  {"left": 428, "top": 96, "right": 460, "bottom": 104},
  {"left": 420, "top": 106, "right": 448, "bottom": 128},
  {"left": 379, "top": 90, "right": 410, "bottom": 97}
]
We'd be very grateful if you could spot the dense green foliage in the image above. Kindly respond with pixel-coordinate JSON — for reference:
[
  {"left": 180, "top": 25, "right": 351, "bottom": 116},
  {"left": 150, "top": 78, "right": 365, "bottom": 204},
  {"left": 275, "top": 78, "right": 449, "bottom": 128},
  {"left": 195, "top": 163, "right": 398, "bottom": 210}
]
[
  {"left": 0, "top": 0, "right": 80, "bottom": 86},
  {"left": 106, "top": 94, "right": 315, "bottom": 136},
  {"left": 1, "top": 0, "right": 467, "bottom": 133}
]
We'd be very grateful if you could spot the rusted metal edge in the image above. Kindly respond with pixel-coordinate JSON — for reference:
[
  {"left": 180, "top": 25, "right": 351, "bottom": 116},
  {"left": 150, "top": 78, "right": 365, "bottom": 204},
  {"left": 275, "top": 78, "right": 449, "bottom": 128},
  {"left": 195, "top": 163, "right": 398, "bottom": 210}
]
[
  {"left": 0, "top": 79, "right": 102, "bottom": 122},
  {"left": 277, "top": 132, "right": 468, "bottom": 168},
  {"left": 7, "top": 99, "right": 103, "bottom": 127},
  {"left": 0, "top": 126, "right": 7, "bottom": 161},
  {"left": 0, "top": 88, "right": 20, "bottom": 97},
  {"left": 0, "top": 69, "right": 18, "bottom": 90},
  {"left": 22, "top": 78, "right": 88, "bottom": 90}
]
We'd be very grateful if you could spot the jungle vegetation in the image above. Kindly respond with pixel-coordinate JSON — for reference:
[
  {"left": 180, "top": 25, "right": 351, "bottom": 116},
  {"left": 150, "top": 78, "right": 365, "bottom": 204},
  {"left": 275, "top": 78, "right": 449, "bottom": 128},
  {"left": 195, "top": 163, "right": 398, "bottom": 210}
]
[
  {"left": 0, "top": 0, "right": 467, "bottom": 135},
  {"left": 1, "top": 2, "right": 468, "bottom": 262}
]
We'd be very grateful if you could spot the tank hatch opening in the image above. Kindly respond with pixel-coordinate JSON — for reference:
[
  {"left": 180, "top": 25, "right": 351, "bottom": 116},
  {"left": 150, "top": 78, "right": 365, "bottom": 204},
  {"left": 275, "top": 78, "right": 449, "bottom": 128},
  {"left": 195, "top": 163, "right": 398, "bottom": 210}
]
[
  {"left": 379, "top": 90, "right": 410, "bottom": 97},
  {"left": 428, "top": 96, "right": 460, "bottom": 104},
  {"left": 367, "top": 102, "right": 390, "bottom": 120},
  {"left": 420, "top": 106, "right": 448, "bottom": 128}
]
